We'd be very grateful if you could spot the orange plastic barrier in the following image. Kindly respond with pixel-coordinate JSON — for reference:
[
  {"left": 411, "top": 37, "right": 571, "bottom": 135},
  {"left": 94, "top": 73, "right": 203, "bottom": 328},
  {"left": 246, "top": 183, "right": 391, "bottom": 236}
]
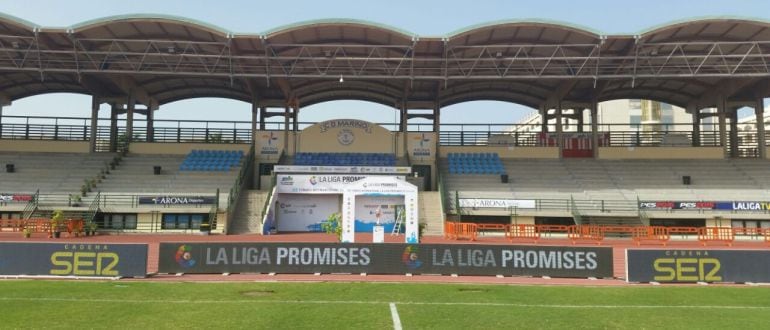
[
  {"left": 506, "top": 224, "right": 540, "bottom": 243},
  {"left": 632, "top": 226, "right": 671, "bottom": 246},
  {"left": 0, "top": 219, "right": 24, "bottom": 232},
  {"left": 698, "top": 227, "right": 735, "bottom": 246},
  {"left": 568, "top": 225, "right": 604, "bottom": 245},
  {"left": 66, "top": 219, "right": 84, "bottom": 234},
  {"left": 444, "top": 222, "right": 477, "bottom": 241}
]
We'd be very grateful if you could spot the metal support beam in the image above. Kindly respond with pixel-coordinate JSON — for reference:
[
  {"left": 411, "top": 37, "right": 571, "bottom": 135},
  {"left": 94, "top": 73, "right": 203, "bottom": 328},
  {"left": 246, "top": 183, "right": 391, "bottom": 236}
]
[
  {"left": 0, "top": 104, "right": 3, "bottom": 139},
  {"left": 539, "top": 106, "right": 548, "bottom": 133},
  {"left": 89, "top": 96, "right": 99, "bottom": 152},
  {"left": 590, "top": 102, "right": 599, "bottom": 159},
  {"left": 756, "top": 97, "right": 767, "bottom": 159}
]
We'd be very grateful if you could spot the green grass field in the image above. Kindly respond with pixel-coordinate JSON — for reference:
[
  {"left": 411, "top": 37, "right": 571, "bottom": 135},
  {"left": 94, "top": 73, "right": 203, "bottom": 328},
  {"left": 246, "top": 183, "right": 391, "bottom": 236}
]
[{"left": 1, "top": 281, "right": 769, "bottom": 329}]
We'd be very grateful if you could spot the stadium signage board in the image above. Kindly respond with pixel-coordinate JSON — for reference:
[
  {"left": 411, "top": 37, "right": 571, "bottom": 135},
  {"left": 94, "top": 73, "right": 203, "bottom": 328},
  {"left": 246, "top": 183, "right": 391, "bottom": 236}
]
[
  {"left": 138, "top": 196, "right": 216, "bottom": 205},
  {"left": 0, "top": 243, "right": 147, "bottom": 277},
  {"left": 639, "top": 201, "right": 770, "bottom": 211},
  {"left": 276, "top": 175, "right": 405, "bottom": 194},
  {"left": 159, "top": 243, "right": 613, "bottom": 278},
  {"left": 459, "top": 198, "right": 536, "bottom": 209},
  {"left": 0, "top": 194, "right": 33, "bottom": 203},
  {"left": 626, "top": 249, "right": 770, "bottom": 283},
  {"left": 274, "top": 165, "right": 411, "bottom": 174}
]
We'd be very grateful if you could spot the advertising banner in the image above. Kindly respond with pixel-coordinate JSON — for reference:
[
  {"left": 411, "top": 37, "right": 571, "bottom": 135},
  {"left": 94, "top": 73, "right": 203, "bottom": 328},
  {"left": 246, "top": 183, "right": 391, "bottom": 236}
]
[
  {"left": 626, "top": 249, "right": 770, "bottom": 283},
  {"left": 0, "top": 194, "right": 34, "bottom": 203},
  {"left": 159, "top": 243, "right": 613, "bottom": 278},
  {"left": 276, "top": 174, "right": 368, "bottom": 194},
  {"left": 354, "top": 195, "right": 403, "bottom": 232},
  {"left": 274, "top": 165, "right": 411, "bottom": 174},
  {"left": 460, "top": 199, "right": 536, "bottom": 209},
  {"left": 255, "top": 131, "right": 283, "bottom": 157},
  {"left": 407, "top": 132, "right": 436, "bottom": 159},
  {"left": 0, "top": 243, "right": 147, "bottom": 277},
  {"left": 138, "top": 196, "right": 216, "bottom": 205},
  {"left": 275, "top": 194, "right": 340, "bottom": 232},
  {"left": 639, "top": 201, "right": 770, "bottom": 211}
]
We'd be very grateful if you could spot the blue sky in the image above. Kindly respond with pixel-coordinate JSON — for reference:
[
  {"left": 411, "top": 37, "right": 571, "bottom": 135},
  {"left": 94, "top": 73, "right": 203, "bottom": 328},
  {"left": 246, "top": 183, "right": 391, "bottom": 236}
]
[{"left": 1, "top": 0, "right": 769, "bottom": 125}]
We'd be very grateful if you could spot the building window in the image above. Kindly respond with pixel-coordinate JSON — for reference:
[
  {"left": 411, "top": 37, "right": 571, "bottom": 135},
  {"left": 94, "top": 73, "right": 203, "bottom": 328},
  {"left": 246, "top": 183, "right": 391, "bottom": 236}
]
[
  {"left": 162, "top": 213, "right": 210, "bottom": 230},
  {"left": 98, "top": 213, "right": 137, "bottom": 229}
]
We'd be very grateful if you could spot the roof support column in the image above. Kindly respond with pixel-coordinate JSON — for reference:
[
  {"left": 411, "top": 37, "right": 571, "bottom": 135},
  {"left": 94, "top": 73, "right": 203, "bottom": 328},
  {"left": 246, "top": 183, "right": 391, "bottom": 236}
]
[
  {"left": 293, "top": 106, "right": 300, "bottom": 132},
  {"left": 146, "top": 106, "right": 154, "bottom": 143},
  {"left": 283, "top": 105, "right": 290, "bottom": 155},
  {"left": 125, "top": 91, "right": 135, "bottom": 149},
  {"left": 590, "top": 101, "right": 599, "bottom": 159},
  {"left": 689, "top": 105, "right": 700, "bottom": 147},
  {"left": 555, "top": 102, "right": 563, "bottom": 158},
  {"left": 717, "top": 96, "right": 728, "bottom": 156},
  {"left": 729, "top": 109, "right": 739, "bottom": 158},
  {"left": 109, "top": 105, "right": 118, "bottom": 153},
  {"left": 0, "top": 104, "right": 3, "bottom": 139},
  {"left": 251, "top": 102, "right": 258, "bottom": 144},
  {"left": 576, "top": 109, "right": 584, "bottom": 133},
  {"left": 433, "top": 104, "right": 440, "bottom": 132},
  {"left": 399, "top": 102, "right": 407, "bottom": 133},
  {"left": 259, "top": 107, "right": 266, "bottom": 130},
  {"left": 89, "top": 96, "right": 99, "bottom": 153},
  {"left": 539, "top": 106, "right": 548, "bottom": 133},
  {"left": 756, "top": 97, "right": 766, "bottom": 159}
]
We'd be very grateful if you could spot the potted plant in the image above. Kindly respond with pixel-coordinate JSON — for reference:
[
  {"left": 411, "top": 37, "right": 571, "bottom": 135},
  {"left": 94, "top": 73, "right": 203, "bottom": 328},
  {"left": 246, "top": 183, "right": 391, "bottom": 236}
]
[
  {"left": 199, "top": 223, "right": 211, "bottom": 235},
  {"left": 321, "top": 212, "right": 342, "bottom": 242},
  {"left": 22, "top": 228, "right": 32, "bottom": 238},
  {"left": 50, "top": 210, "right": 64, "bottom": 238},
  {"left": 88, "top": 222, "right": 98, "bottom": 236},
  {"left": 69, "top": 194, "right": 82, "bottom": 207}
]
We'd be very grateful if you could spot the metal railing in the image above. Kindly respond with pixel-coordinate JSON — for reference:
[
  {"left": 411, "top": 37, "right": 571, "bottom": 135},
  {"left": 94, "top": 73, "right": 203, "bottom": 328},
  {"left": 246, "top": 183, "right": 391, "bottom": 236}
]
[
  {"left": 21, "top": 190, "right": 39, "bottom": 220},
  {"left": 225, "top": 144, "right": 255, "bottom": 234}
]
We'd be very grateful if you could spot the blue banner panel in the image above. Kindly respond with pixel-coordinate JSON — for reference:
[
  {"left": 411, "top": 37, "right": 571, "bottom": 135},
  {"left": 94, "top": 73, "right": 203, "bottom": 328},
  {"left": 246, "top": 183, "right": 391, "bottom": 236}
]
[
  {"left": 626, "top": 249, "right": 770, "bottom": 283},
  {"left": 0, "top": 243, "right": 147, "bottom": 277},
  {"left": 159, "top": 243, "right": 613, "bottom": 278}
]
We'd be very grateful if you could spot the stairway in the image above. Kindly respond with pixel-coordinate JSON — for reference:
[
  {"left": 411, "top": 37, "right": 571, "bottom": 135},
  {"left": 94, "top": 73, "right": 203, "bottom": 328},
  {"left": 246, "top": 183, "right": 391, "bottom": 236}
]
[
  {"left": 228, "top": 190, "right": 270, "bottom": 234},
  {"left": 419, "top": 191, "right": 445, "bottom": 236}
]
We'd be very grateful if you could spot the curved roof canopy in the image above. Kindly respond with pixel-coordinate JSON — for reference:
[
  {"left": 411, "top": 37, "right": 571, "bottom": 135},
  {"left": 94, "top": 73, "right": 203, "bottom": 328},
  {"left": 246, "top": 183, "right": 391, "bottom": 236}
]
[{"left": 0, "top": 14, "right": 769, "bottom": 111}]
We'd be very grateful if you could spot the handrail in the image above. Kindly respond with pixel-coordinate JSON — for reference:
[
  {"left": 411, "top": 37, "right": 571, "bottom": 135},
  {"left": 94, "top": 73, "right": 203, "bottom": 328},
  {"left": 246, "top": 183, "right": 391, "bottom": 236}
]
[
  {"left": 225, "top": 144, "right": 255, "bottom": 234},
  {"left": 21, "top": 189, "right": 39, "bottom": 220},
  {"left": 207, "top": 189, "right": 220, "bottom": 233},
  {"left": 260, "top": 185, "right": 278, "bottom": 234},
  {"left": 85, "top": 191, "right": 100, "bottom": 226},
  {"left": 570, "top": 195, "right": 583, "bottom": 225}
]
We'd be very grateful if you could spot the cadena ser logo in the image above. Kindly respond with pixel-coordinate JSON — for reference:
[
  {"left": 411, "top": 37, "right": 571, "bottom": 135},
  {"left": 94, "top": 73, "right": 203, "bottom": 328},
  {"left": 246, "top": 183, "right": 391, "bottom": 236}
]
[
  {"left": 402, "top": 245, "right": 423, "bottom": 269},
  {"left": 175, "top": 245, "right": 196, "bottom": 268}
]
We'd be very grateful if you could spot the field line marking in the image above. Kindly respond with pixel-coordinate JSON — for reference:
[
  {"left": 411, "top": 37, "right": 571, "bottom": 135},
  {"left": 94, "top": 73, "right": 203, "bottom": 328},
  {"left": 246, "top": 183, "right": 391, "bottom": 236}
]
[
  {"left": 0, "top": 297, "right": 769, "bottom": 310},
  {"left": 389, "top": 303, "right": 402, "bottom": 330}
]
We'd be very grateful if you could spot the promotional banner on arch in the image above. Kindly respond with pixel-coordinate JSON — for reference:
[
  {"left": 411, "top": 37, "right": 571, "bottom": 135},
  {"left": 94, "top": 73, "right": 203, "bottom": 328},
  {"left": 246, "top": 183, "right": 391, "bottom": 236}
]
[{"left": 159, "top": 242, "right": 613, "bottom": 278}]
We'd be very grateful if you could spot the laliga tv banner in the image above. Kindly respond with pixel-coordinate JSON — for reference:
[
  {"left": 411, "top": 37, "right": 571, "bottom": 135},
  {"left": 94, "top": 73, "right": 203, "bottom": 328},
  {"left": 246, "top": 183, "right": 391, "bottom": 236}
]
[
  {"left": 0, "top": 243, "right": 147, "bottom": 277},
  {"left": 626, "top": 249, "right": 770, "bottom": 283},
  {"left": 159, "top": 243, "right": 613, "bottom": 278},
  {"left": 640, "top": 201, "right": 770, "bottom": 211}
]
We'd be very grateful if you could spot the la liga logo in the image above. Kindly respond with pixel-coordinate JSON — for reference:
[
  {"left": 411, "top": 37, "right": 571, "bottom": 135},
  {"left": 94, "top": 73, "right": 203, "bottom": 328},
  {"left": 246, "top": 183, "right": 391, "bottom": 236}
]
[
  {"left": 175, "top": 245, "right": 196, "bottom": 268},
  {"left": 401, "top": 245, "right": 423, "bottom": 269}
]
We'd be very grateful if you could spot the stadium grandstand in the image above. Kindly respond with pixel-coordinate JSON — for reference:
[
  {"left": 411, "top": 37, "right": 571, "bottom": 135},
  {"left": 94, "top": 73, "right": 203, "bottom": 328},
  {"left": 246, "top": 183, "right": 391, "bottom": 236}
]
[{"left": 1, "top": 12, "right": 770, "bottom": 246}]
